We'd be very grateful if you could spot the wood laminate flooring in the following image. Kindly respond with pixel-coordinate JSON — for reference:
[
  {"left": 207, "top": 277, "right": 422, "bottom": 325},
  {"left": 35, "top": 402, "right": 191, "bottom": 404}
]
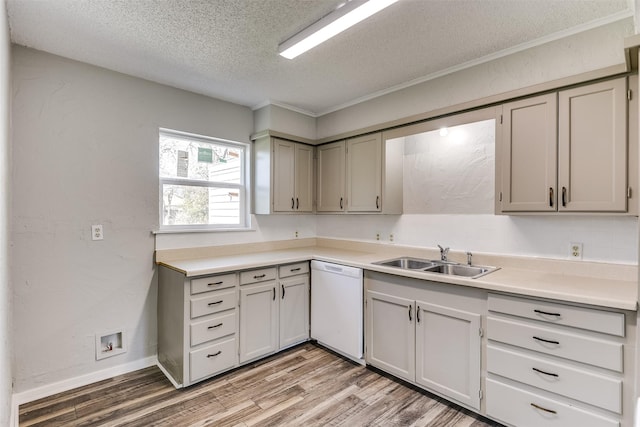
[{"left": 19, "top": 343, "right": 503, "bottom": 427}]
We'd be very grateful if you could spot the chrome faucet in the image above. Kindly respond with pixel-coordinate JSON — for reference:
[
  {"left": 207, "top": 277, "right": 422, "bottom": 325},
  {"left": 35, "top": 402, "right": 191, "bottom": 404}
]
[
  {"left": 437, "top": 245, "right": 450, "bottom": 262},
  {"left": 466, "top": 251, "right": 473, "bottom": 266}
]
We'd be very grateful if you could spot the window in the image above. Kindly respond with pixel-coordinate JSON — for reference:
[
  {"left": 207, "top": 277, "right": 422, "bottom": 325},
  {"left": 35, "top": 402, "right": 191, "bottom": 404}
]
[{"left": 159, "top": 129, "right": 250, "bottom": 230}]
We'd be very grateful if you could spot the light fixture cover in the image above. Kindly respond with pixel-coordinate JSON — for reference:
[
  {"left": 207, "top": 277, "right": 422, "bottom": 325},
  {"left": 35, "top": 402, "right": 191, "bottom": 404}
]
[{"left": 278, "top": 0, "right": 399, "bottom": 59}]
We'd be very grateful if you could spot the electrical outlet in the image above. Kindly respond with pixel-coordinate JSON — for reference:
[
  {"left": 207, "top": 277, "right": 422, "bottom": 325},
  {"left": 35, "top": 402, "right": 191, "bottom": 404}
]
[
  {"left": 92, "top": 224, "right": 103, "bottom": 241},
  {"left": 376, "top": 232, "right": 380, "bottom": 241},
  {"left": 569, "top": 242, "right": 582, "bottom": 259},
  {"left": 389, "top": 233, "right": 394, "bottom": 242}
]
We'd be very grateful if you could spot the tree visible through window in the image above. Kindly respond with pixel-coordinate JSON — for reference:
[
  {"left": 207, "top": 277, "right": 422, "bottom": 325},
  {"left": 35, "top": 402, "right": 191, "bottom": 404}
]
[{"left": 159, "top": 129, "right": 249, "bottom": 229}]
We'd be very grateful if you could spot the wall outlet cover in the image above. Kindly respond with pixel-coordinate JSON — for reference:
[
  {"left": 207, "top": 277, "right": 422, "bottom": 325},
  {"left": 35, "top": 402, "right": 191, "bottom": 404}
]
[{"left": 569, "top": 242, "right": 583, "bottom": 260}]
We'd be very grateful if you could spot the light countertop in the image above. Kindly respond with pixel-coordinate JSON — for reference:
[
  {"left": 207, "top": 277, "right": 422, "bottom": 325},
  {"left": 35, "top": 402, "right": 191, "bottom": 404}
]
[{"left": 157, "top": 239, "right": 638, "bottom": 312}]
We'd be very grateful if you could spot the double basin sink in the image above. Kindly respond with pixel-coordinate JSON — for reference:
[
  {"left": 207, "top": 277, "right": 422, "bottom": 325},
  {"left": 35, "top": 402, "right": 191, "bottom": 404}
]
[{"left": 373, "top": 256, "right": 498, "bottom": 279}]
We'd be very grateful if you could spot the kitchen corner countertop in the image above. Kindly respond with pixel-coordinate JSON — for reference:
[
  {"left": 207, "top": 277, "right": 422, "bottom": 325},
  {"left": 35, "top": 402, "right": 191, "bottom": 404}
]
[{"left": 157, "top": 242, "right": 638, "bottom": 312}]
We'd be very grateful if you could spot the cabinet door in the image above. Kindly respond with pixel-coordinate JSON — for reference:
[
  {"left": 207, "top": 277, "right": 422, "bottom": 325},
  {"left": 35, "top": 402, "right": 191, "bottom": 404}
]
[
  {"left": 294, "top": 144, "right": 314, "bottom": 212},
  {"left": 273, "top": 139, "right": 295, "bottom": 212},
  {"left": 279, "top": 275, "right": 309, "bottom": 348},
  {"left": 366, "top": 291, "right": 415, "bottom": 382},
  {"left": 239, "top": 282, "right": 278, "bottom": 363},
  {"left": 558, "top": 78, "right": 627, "bottom": 212},
  {"left": 415, "top": 301, "right": 481, "bottom": 410},
  {"left": 347, "top": 133, "right": 382, "bottom": 212},
  {"left": 317, "top": 141, "right": 346, "bottom": 212},
  {"left": 500, "top": 93, "right": 558, "bottom": 212}
]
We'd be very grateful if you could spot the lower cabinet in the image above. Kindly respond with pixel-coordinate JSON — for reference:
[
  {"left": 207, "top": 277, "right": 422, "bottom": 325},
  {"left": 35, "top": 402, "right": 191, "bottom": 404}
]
[
  {"left": 365, "top": 272, "right": 483, "bottom": 411},
  {"left": 239, "top": 281, "right": 279, "bottom": 363},
  {"left": 486, "top": 293, "right": 633, "bottom": 427},
  {"left": 158, "top": 261, "right": 309, "bottom": 388},
  {"left": 239, "top": 262, "right": 310, "bottom": 363}
]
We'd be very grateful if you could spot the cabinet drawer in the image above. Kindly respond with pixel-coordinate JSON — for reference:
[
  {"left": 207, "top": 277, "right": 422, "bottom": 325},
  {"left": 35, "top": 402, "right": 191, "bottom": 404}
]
[
  {"left": 191, "top": 273, "right": 237, "bottom": 295},
  {"left": 278, "top": 262, "right": 309, "bottom": 278},
  {"left": 486, "top": 379, "right": 619, "bottom": 427},
  {"left": 189, "top": 338, "right": 237, "bottom": 383},
  {"left": 240, "top": 267, "right": 276, "bottom": 285},
  {"left": 191, "top": 289, "right": 236, "bottom": 319},
  {"left": 487, "top": 317, "right": 623, "bottom": 372},
  {"left": 487, "top": 345, "right": 622, "bottom": 413},
  {"left": 488, "top": 293, "right": 624, "bottom": 337},
  {"left": 190, "top": 311, "right": 236, "bottom": 347}
]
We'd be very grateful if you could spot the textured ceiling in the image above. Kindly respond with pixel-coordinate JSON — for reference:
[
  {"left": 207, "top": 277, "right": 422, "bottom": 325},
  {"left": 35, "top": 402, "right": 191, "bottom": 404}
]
[{"left": 7, "top": 0, "right": 634, "bottom": 116}]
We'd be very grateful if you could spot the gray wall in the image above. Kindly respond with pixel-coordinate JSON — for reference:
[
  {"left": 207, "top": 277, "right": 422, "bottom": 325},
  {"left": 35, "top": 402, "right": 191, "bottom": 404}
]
[
  {"left": 11, "top": 46, "right": 253, "bottom": 393},
  {"left": 316, "top": 19, "right": 634, "bottom": 138},
  {"left": 0, "top": 0, "right": 11, "bottom": 423}
]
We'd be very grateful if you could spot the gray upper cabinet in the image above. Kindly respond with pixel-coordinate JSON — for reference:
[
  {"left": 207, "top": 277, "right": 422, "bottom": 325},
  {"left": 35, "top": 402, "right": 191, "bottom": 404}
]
[
  {"left": 500, "top": 93, "right": 558, "bottom": 212},
  {"left": 498, "top": 77, "right": 631, "bottom": 214},
  {"left": 347, "top": 133, "right": 382, "bottom": 212},
  {"left": 558, "top": 78, "right": 627, "bottom": 212},
  {"left": 317, "top": 132, "right": 402, "bottom": 214},
  {"left": 316, "top": 140, "right": 346, "bottom": 212},
  {"left": 253, "top": 136, "right": 314, "bottom": 214}
]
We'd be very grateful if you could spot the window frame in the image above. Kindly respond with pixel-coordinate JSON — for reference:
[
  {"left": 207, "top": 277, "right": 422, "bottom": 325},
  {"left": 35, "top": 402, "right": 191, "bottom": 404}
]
[{"left": 158, "top": 128, "right": 251, "bottom": 232}]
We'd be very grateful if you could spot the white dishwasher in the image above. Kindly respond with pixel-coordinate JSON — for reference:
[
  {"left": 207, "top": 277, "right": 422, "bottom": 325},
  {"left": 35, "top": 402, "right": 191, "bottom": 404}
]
[{"left": 310, "top": 260, "right": 364, "bottom": 364}]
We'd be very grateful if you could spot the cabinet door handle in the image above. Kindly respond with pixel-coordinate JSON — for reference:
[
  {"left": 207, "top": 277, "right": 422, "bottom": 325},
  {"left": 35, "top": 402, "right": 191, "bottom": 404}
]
[
  {"left": 533, "top": 336, "right": 560, "bottom": 345},
  {"left": 254, "top": 274, "right": 266, "bottom": 279},
  {"left": 208, "top": 281, "right": 224, "bottom": 286},
  {"left": 291, "top": 198, "right": 295, "bottom": 209},
  {"left": 207, "top": 351, "right": 222, "bottom": 358},
  {"left": 296, "top": 197, "right": 299, "bottom": 210},
  {"left": 549, "top": 187, "right": 554, "bottom": 207},
  {"left": 561, "top": 186, "right": 567, "bottom": 207},
  {"left": 416, "top": 306, "right": 421, "bottom": 323},
  {"left": 340, "top": 197, "right": 343, "bottom": 210},
  {"left": 408, "top": 305, "right": 412, "bottom": 322},
  {"left": 281, "top": 284, "right": 285, "bottom": 299},
  {"left": 207, "top": 323, "right": 223, "bottom": 329},
  {"left": 376, "top": 196, "right": 380, "bottom": 209},
  {"left": 530, "top": 403, "right": 557, "bottom": 414},
  {"left": 272, "top": 287, "right": 276, "bottom": 301},
  {"left": 208, "top": 300, "right": 223, "bottom": 306},
  {"left": 534, "top": 309, "right": 561, "bottom": 317},
  {"left": 532, "top": 367, "right": 559, "bottom": 377}
]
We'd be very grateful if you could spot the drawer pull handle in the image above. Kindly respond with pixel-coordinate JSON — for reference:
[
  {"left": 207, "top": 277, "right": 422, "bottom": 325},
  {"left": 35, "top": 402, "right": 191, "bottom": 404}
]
[
  {"left": 254, "top": 274, "right": 266, "bottom": 279},
  {"left": 207, "top": 323, "right": 223, "bottom": 329},
  {"left": 207, "top": 351, "right": 222, "bottom": 358},
  {"left": 532, "top": 367, "right": 559, "bottom": 377},
  {"left": 534, "top": 309, "right": 561, "bottom": 317},
  {"left": 533, "top": 336, "right": 560, "bottom": 345},
  {"left": 208, "top": 300, "right": 223, "bottom": 306},
  {"left": 208, "top": 281, "right": 224, "bottom": 286},
  {"left": 290, "top": 267, "right": 301, "bottom": 272},
  {"left": 530, "top": 403, "right": 557, "bottom": 415}
]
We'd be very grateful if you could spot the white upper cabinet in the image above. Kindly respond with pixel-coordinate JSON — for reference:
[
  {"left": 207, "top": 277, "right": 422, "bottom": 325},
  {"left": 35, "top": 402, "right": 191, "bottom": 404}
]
[
  {"left": 253, "top": 136, "right": 314, "bottom": 214},
  {"left": 498, "top": 77, "right": 632, "bottom": 214},
  {"left": 347, "top": 133, "right": 382, "bottom": 212},
  {"left": 558, "top": 78, "right": 627, "bottom": 212}
]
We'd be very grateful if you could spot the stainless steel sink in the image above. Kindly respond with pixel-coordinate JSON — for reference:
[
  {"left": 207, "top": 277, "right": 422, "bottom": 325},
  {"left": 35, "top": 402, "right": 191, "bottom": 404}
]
[
  {"left": 373, "top": 257, "right": 439, "bottom": 270},
  {"left": 423, "top": 263, "right": 497, "bottom": 278},
  {"left": 373, "top": 256, "right": 498, "bottom": 279}
]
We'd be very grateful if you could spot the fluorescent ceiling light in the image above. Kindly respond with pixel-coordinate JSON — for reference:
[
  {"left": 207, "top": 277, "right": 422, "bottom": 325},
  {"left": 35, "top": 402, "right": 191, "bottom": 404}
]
[{"left": 278, "top": 0, "right": 399, "bottom": 60}]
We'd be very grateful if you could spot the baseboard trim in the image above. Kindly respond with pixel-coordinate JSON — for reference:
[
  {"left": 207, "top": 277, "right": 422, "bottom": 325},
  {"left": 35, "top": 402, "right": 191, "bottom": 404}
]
[{"left": 12, "top": 355, "right": 158, "bottom": 416}]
